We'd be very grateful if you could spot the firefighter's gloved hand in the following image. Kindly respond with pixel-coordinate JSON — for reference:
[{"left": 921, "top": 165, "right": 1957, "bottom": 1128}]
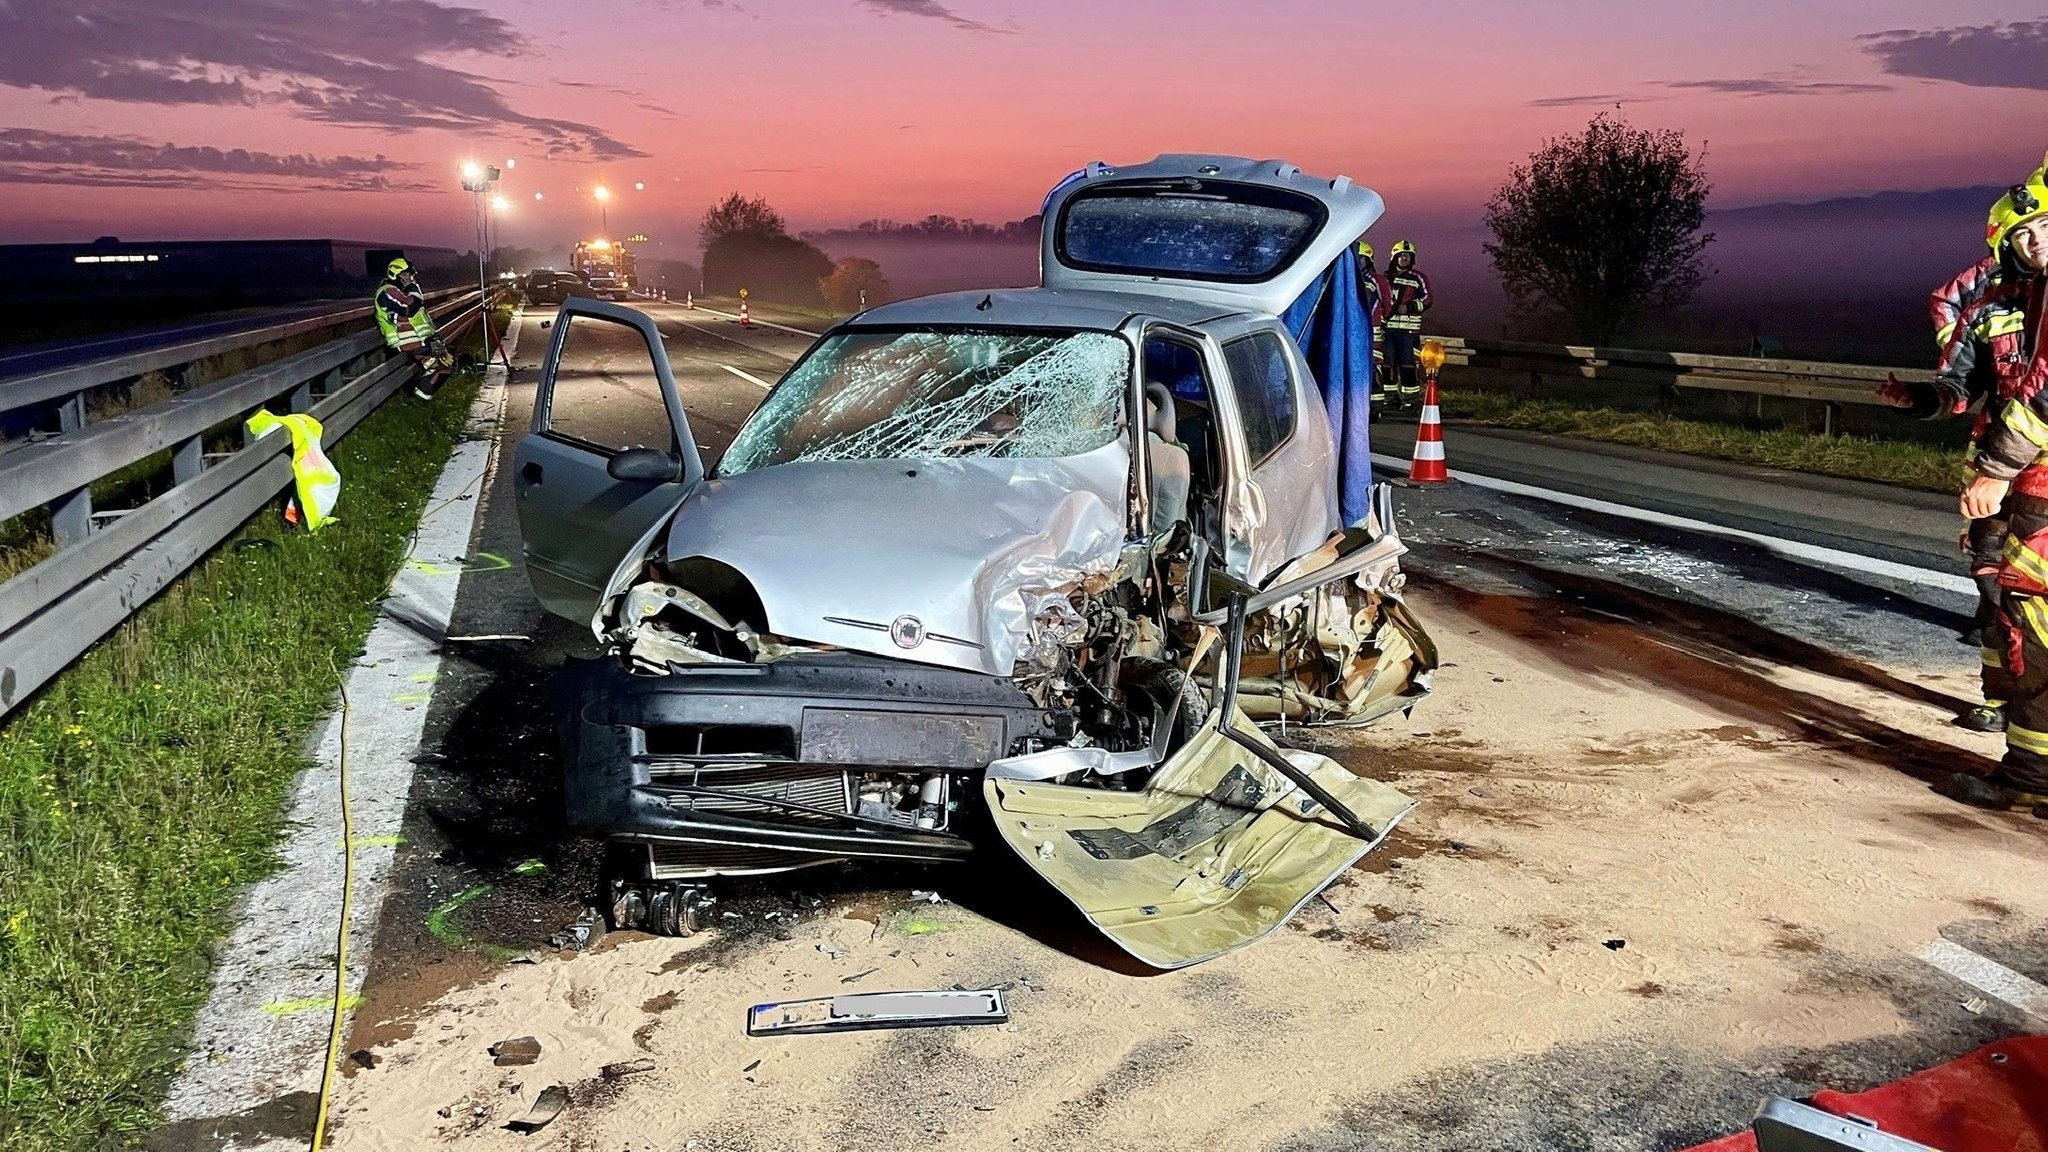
[{"left": 1875, "top": 373, "right": 1917, "bottom": 408}]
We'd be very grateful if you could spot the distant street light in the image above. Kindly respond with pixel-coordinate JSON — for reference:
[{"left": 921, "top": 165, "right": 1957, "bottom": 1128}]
[
  {"left": 534, "top": 191, "right": 544, "bottom": 201},
  {"left": 634, "top": 181, "right": 645, "bottom": 191},
  {"left": 458, "top": 161, "right": 502, "bottom": 363},
  {"left": 505, "top": 158, "right": 516, "bottom": 170}
]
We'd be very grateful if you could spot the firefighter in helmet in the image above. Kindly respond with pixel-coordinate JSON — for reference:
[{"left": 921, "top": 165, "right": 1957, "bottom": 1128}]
[
  {"left": 375, "top": 257, "right": 455, "bottom": 400},
  {"left": 1382, "top": 240, "right": 1432, "bottom": 412},
  {"left": 1938, "top": 160, "right": 2048, "bottom": 814},
  {"left": 1355, "top": 240, "right": 1393, "bottom": 413}
]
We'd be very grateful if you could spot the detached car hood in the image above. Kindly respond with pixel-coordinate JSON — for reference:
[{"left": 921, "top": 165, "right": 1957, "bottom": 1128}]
[
  {"left": 984, "top": 707, "right": 1416, "bottom": 970},
  {"left": 663, "top": 445, "right": 1129, "bottom": 676}
]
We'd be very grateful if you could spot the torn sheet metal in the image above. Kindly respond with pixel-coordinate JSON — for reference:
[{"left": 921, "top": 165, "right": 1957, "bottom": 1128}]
[
  {"left": 982, "top": 708, "right": 1415, "bottom": 970},
  {"left": 660, "top": 444, "right": 1129, "bottom": 676},
  {"left": 746, "top": 988, "right": 1009, "bottom": 1036}
]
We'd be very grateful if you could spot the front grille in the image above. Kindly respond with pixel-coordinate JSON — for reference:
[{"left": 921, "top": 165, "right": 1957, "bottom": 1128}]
[
  {"left": 644, "top": 840, "right": 845, "bottom": 880},
  {"left": 642, "top": 759, "right": 850, "bottom": 824}
]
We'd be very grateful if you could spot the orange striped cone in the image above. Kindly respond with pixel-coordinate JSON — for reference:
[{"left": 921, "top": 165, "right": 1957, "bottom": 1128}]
[
  {"left": 685, "top": 291, "right": 694, "bottom": 309},
  {"left": 1406, "top": 375, "right": 1448, "bottom": 485},
  {"left": 740, "top": 300, "right": 751, "bottom": 327}
]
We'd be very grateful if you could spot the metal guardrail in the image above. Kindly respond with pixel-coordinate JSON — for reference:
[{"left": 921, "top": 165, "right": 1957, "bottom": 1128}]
[
  {"left": 0, "top": 289, "right": 494, "bottom": 717},
  {"left": 1432, "top": 336, "right": 1913, "bottom": 433}
]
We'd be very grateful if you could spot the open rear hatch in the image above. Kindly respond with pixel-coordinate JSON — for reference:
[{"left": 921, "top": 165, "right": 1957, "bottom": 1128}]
[
  {"left": 982, "top": 708, "right": 1414, "bottom": 970},
  {"left": 1040, "top": 154, "right": 1385, "bottom": 317}
]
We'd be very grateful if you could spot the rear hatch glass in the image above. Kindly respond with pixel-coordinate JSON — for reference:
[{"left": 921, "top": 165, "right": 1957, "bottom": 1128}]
[{"left": 1055, "top": 180, "right": 1329, "bottom": 284}]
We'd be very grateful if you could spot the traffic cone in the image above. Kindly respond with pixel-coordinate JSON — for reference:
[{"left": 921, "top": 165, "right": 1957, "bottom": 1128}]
[
  {"left": 1405, "top": 374, "right": 1448, "bottom": 486},
  {"left": 684, "top": 291, "right": 694, "bottom": 309},
  {"left": 739, "top": 300, "right": 750, "bottom": 327}
]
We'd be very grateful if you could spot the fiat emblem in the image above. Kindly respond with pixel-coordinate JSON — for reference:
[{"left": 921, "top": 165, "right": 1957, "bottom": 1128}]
[{"left": 890, "top": 615, "right": 927, "bottom": 649}]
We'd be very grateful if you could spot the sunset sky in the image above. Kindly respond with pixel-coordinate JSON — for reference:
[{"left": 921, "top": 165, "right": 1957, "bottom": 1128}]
[{"left": 1, "top": 0, "right": 2044, "bottom": 253}]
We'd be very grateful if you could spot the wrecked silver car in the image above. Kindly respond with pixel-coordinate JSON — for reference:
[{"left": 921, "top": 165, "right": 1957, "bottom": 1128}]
[{"left": 512, "top": 155, "right": 1438, "bottom": 967}]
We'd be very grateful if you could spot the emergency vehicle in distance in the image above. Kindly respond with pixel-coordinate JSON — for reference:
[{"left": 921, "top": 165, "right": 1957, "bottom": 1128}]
[{"left": 569, "top": 238, "right": 635, "bottom": 300}]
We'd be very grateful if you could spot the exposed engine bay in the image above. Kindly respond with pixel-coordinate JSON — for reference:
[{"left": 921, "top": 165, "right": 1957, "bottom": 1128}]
[{"left": 581, "top": 499, "right": 1433, "bottom": 846}]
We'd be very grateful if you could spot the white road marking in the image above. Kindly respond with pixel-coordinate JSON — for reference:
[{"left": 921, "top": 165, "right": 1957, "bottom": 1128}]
[
  {"left": 1918, "top": 939, "right": 2048, "bottom": 1020},
  {"left": 684, "top": 303, "right": 826, "bottom": 339},
  {"left": 1370, "top": 451, "right": 1975, "bottom": 596},
  {"left": 720, "top": 364, "right": 774, "bottom": 390},
  {"left": 160, "top": 313, "right": 521, "bottom": 1137}
]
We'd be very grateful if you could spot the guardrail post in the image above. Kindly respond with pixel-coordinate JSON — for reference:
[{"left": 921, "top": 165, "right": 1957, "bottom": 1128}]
[
  {"left": 288, "top": 381, "right": 312, "bottom": 413},
  {"left": 49, "top": 392, "right": 93, "bottom": 544},
  {"left": 171, "top": 436, "right": 204, "bottom": 485},
  {"left": 1823, "top": 402, "right": 1839, "bottom": 439}
]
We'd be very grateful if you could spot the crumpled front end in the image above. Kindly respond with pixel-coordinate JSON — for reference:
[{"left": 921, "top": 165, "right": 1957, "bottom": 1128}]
[{"left": 553, "top": 651, "right": 1058, "bottom": 881}]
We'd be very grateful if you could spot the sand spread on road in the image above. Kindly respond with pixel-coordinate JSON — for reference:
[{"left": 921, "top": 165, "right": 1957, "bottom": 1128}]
[{"left": 324, "top": 590, "right": 2048, "bottom": 1151}]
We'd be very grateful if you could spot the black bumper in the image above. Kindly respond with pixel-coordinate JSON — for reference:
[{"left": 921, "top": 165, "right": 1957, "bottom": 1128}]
[{"left": 550, "top": 653, "right": 1055, "bottom": 871}]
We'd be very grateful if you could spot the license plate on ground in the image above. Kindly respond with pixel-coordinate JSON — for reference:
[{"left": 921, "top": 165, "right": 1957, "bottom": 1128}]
[
  {"left": 799, "top": 709, "right": 1003, "bottom": 768},
  {"left": 745, "top": 988, "right": 1009, "bottom": 1036}
]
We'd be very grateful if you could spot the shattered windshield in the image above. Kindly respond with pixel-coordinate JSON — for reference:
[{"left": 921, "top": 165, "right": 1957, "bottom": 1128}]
[{"left": 719, "top": 329, "right": 1130, "bottom": 475}]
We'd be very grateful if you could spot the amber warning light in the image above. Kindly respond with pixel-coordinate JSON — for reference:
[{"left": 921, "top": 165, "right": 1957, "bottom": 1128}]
[{"left": 1419, "top": 339, "right": 1446, "bottom": 377}]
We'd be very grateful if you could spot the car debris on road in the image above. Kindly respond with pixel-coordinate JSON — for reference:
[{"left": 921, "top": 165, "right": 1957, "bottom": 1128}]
[
  {"left": 745, "top": 987, "right": 1010, "bottom": 1037},
  {"left": 510, "top": 155, "right": 1438, "bottom": 968},
  {"left": 488, "top": 1036, "right": 542, "bottom": 1066},
  {"left": 505, "top": 1084, "right": 569, "bottom": 1133}
]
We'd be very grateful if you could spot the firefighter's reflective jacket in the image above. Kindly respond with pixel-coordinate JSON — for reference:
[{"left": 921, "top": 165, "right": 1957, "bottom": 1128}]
[
  {"left": 375, "top": 280, "right": 436, "bottom": 351},
  {"left": 1924, "top": 256, "right": 2036, "bottom": 415},
  {"left": 1385, "top": 267, "right": 1431, "bottom": 331},
  {"left": 246, "top": 410, "right": 340, "bottom": 532},
  {"left": 1354, "top": 256, "right": 1391, "bottom": 330},
  {"left": 1967, "top": 273, "right": 2048, "bottom": 490}
]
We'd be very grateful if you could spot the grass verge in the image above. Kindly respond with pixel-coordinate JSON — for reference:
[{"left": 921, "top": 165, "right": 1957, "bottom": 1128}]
[
  {"left": 0, "top": 367, "right": 485, "bottom": 1149},
  {"left": 1440, "top": 390, "right": 1971, "bottom": 495}
]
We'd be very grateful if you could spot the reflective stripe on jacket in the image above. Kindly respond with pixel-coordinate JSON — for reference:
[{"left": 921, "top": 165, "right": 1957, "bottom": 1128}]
[
  {"left": 1969, "top": 275, "right": 2048, "bottom": 483},
  {"left": 375, "top": 282, "right": 435, "bottom": 350},
  {"left": 1385, "top": 267, "right": 1430, "bottom": 331}
]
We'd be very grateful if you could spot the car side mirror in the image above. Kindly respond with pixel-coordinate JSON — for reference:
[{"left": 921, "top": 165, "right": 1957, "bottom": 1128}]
[{"left": 607, "top": 447, "right": 684, "bottom": 483}]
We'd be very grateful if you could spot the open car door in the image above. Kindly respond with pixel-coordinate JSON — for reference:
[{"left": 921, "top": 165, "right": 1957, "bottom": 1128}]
[
  {"left": 1040, "top": 155, "right": 1384, "bottom": 318},
  {"left": 513, "top": 299, "right": 702, "bottom": 623},
  {"left": 983, "top": 484, "right": 1429, "bottom": 969}
]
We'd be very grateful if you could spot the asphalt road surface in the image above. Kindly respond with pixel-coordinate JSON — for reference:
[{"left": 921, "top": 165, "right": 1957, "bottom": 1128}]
[
  {"left": 235, "top": 298, "right": 2045, "bottom": 1152},
  {"left": 0, "top": 297, "right": 358, "bottom": 382}
]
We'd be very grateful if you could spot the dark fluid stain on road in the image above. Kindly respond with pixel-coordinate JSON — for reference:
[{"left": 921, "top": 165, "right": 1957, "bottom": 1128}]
[
  {"left": 1965, "top": 896, "right": 2014, "bottom": 918},
  {"left": 1409, "top": 564, "right": 2001, "bottom": 788},
  {"left": 1268, "top": 921, "right": 2031, "bottom": 1152},
  {"left": 143, "top": 1091, "right": 317, "bottom": 1152},
  {"left": 345, "top": 639, "right": 608, "bottom": 1055}
]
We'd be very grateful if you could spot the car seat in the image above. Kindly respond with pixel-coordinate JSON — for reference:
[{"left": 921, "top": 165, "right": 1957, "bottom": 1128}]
[{"left": 1144, "top": 382, "right": 1191, "bottom": 540}]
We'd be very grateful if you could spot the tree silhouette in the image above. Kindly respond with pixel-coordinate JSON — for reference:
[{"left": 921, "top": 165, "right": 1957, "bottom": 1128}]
[
  {"left": 698, "top": 193, "right": 786, "bottom": 247},
  {"left": 820, "top": 257, "right": 890, "bottom": 312},
  {"left": 1484, "top": 114, "right": 1713, "bottom": 344}
]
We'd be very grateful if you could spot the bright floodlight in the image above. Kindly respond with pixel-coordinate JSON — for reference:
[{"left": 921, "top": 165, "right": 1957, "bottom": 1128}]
[
  {"left": 634, "top": 181, "right": 645, "bottom": 191},
  {"left": 594, "top": 185, "right": 611, "bottom": 201},
  {"left": 534, "top": 191, "right": 545, "bottom": 201},
  {"left": 505, "top": 158, "right": 516, "bottom": 170},
  {"left": 491, "top": 194, "right": 510, "bottom": 213},
  {"left": 461, "top": 160, "right": 483, "bottom": 182}
]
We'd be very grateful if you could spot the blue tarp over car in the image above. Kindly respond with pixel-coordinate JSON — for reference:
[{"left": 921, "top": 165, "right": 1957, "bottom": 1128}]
[{"left": 1284, "top": 257, "right": 1375, "bottom": 527}]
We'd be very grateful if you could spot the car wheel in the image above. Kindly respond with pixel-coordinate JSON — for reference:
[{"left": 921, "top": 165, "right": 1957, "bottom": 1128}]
[{"left": 1125, "top": 660, "right": 1208, "bottom": 761}]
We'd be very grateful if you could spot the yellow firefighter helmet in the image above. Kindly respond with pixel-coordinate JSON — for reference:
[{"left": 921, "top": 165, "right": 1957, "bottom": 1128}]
[
  {"left": 1390, "top": 240, "right": 1417, "bottom": 258},
  {"left": 1987, "top": 159, "right": 2048, "bottom": 256}
]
